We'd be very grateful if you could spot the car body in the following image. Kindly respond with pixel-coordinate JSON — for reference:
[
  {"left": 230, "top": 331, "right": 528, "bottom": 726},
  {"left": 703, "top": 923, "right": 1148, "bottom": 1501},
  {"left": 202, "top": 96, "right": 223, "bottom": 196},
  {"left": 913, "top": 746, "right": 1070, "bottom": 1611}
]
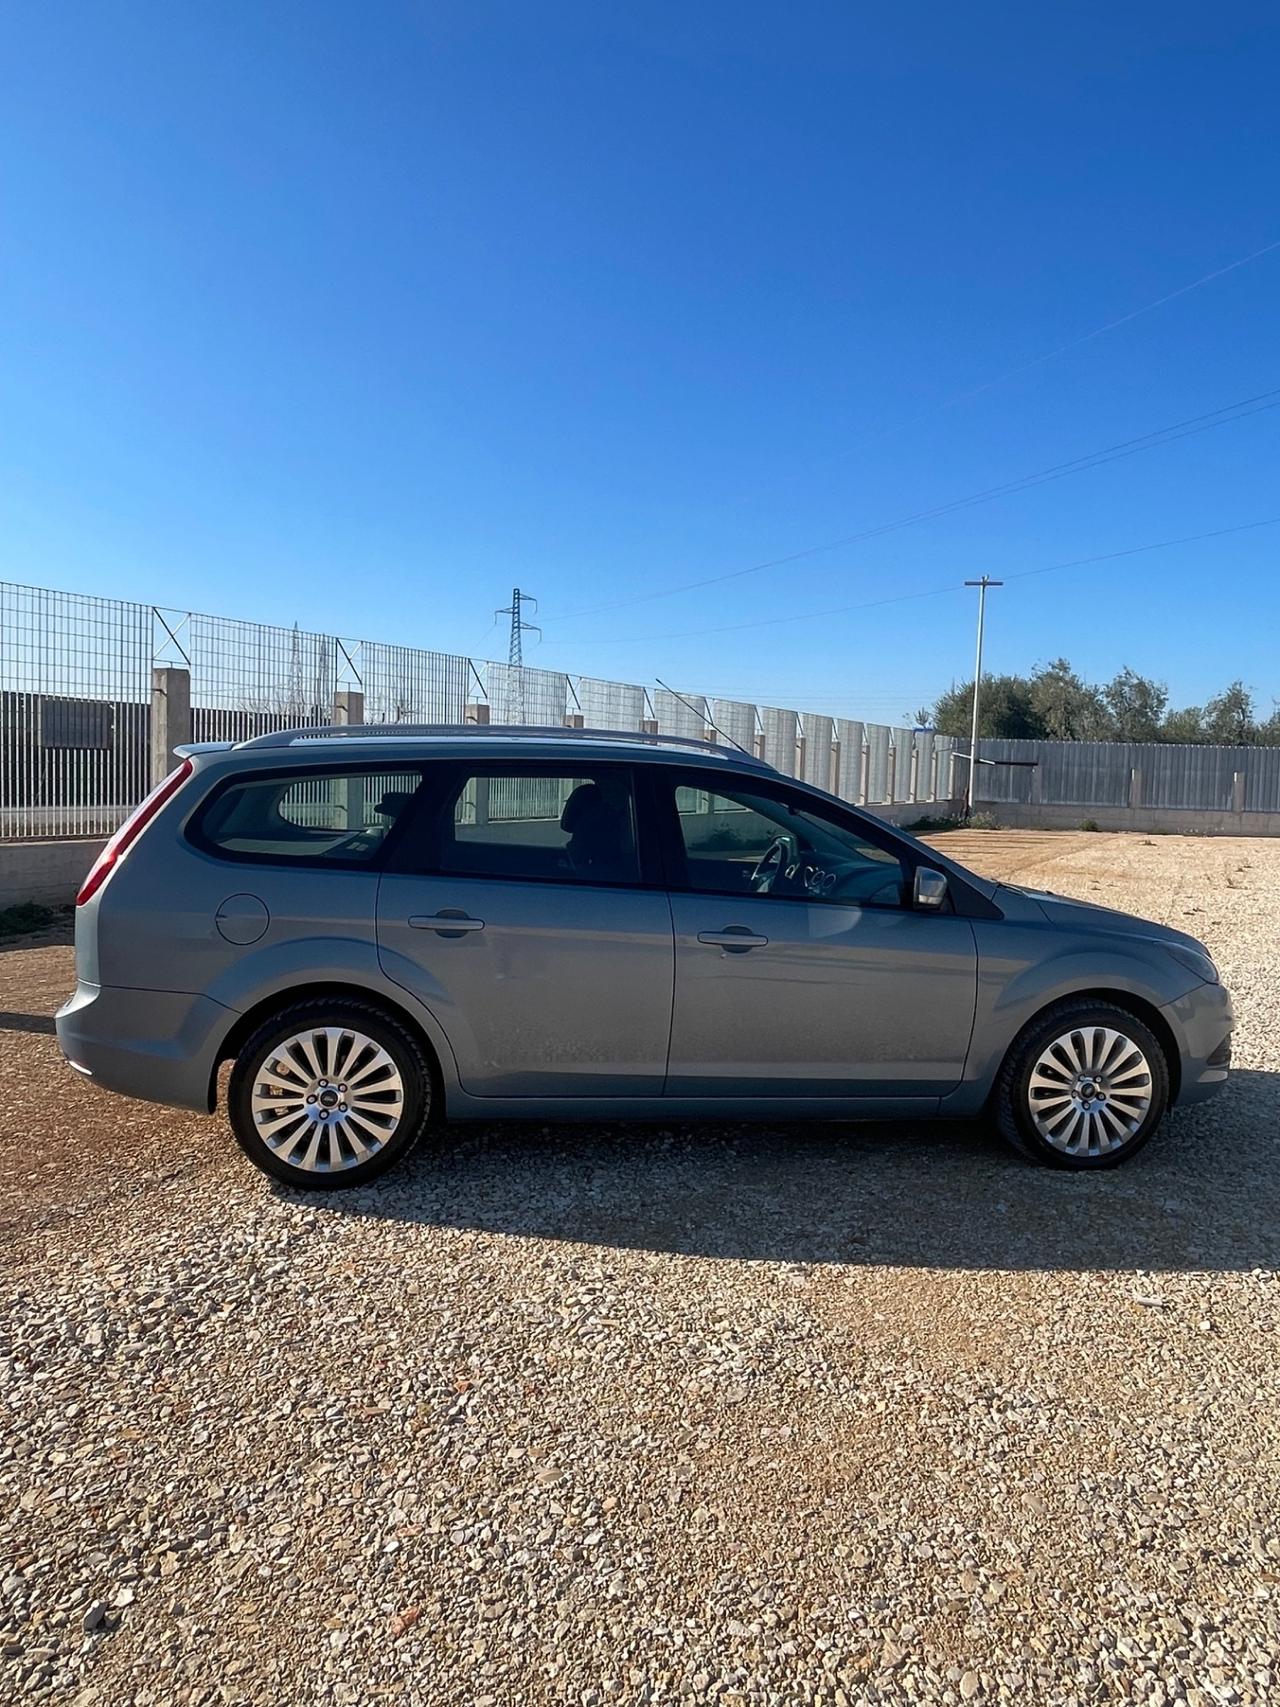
[{"left": 57, "top": 726, "right": 1233, "bottom": 1184}]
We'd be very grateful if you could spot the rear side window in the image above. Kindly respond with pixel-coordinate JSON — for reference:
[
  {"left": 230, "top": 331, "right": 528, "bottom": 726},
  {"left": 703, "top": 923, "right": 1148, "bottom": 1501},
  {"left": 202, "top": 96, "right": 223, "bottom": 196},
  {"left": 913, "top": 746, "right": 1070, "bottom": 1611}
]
[
  {"left": 424, "top": 768, "right": 640, "bottom": 886},
  {"left": 193, "top": 769, "right": 422, "bottom": 865}
]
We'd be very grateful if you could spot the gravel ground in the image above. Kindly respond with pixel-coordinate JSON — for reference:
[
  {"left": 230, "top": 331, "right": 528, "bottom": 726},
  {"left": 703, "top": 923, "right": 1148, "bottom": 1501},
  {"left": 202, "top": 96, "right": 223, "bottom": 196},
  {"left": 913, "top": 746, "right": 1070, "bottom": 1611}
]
[{"left": 2, "top": 831, "right": 1278, "bottom": 1707}]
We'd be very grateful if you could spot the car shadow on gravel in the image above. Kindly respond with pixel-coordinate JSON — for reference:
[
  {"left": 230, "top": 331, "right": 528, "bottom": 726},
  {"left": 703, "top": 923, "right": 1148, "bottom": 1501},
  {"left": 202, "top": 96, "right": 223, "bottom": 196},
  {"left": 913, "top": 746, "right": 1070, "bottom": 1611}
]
[
  {"left": 0, "top": 1008, "right": 56, "bottom": 1035},
  {"left": 302, "top": 1069, "right": 1280, "bottom": 1273}
]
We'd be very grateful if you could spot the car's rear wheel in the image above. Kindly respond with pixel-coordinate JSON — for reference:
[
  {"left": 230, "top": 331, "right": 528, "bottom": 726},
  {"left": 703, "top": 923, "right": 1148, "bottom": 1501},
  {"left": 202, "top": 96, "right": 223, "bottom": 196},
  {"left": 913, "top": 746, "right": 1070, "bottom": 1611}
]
[
  {"left": 228, "top": 999, "right": 433, "bottom": 1189},
  {"left": 994, "top": 999, "right": 1170, "bottom": 1169}
]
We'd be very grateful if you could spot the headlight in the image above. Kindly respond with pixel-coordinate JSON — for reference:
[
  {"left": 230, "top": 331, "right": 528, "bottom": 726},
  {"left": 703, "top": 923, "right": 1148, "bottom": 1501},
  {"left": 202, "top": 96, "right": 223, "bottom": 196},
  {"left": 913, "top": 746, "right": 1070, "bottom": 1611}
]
[{"left": 1167, "top": 943, "right": 1218, "bottom": 984}]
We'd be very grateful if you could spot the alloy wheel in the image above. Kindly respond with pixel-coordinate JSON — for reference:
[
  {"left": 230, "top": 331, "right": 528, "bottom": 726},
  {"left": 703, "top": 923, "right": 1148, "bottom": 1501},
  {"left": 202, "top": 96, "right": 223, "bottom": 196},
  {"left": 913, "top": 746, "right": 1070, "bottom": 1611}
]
[
  {"left": 249, "top": 1026, "right": 404, "bottom": 1174},
  {"left": 1027, "top": 1025, "right": 1153, "bottom": 1158}
]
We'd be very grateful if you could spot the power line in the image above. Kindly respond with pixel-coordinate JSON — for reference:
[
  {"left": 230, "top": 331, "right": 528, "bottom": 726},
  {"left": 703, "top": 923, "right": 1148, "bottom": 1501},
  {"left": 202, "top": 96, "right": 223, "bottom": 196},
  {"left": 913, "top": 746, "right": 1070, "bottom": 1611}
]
[
  {"left": 545, "top": 512, "right": 1280, "bottom": 648},
  {"left": 712, "top": 237, "right": 1280, "bottom": 506},
  {"left": 877, "top": 237, "right": 1280, "bottom": 432},
  {"left": 600, "top": 234, "right": 1280, "bottom": 569},
  {"left": 543, "top": 386, "right": 1280, "bottom": 624},
  {"left": 680, "top": 687, "right": 940, "bottom": 700}
]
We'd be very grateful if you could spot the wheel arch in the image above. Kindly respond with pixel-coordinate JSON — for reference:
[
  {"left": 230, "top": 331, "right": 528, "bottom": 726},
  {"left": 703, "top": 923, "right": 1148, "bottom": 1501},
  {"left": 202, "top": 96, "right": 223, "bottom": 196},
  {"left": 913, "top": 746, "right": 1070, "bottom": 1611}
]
[
  {"left": 998, "top": 986, "right": 1181, "bottom": 1104},
  {"left": 208, "top": 982, "right": 449, "bottom": 1114}
]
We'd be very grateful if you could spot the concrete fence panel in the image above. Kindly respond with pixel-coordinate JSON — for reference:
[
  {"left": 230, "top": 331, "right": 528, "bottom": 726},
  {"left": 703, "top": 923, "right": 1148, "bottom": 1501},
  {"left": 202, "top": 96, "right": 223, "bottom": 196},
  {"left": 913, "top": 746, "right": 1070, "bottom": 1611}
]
[
  {"left": 575, "top": 677, "right": 648, "bottom": 732},
  {"left": 865, "top": 724, "right": 891, "bottom": 803},
  {"left": 759, "top": 707, "right": 799, "bottom": 776},
  {"left": 799, "top": 713, "right": 835, "bottom": 791},
  {"left": 476, "top": 662, "right": 569, "bottom": 726},
  {"left": 833, "top": 720, "right": 866, "bottom": 803},
  {"left": 710, "top": 698, "right": 759, "bottom": 754},
  {"left": 653, "top": 688, "right": 709, "bottom": 742}
]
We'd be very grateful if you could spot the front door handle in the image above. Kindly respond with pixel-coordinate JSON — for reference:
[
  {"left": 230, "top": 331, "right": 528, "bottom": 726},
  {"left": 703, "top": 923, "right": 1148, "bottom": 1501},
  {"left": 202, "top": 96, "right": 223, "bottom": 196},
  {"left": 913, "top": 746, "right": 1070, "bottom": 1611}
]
[
  {"left": 410, "top": 912, "right": 486, "bottom": 936},
  {"left": 697, "top": 928, "right": 769, "bottom": 952}
]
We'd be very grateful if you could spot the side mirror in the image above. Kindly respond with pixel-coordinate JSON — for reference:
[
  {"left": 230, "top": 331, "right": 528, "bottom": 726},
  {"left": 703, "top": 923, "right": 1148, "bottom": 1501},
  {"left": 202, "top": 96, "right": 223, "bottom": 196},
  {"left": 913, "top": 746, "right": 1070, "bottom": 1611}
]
[{"left": 913, "top": 866, "right": 948, "bottom": 910}]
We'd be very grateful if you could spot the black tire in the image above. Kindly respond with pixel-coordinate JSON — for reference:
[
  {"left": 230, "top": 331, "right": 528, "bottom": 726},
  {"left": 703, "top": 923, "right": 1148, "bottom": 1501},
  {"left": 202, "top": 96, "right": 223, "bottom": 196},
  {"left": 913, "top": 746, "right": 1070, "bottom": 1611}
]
[
  {"left": 993, "top": 998, "right": 1170, "bottom": 1170},
  {"left": 227, "top": 998, "right": 435, "bottom": 1190}
]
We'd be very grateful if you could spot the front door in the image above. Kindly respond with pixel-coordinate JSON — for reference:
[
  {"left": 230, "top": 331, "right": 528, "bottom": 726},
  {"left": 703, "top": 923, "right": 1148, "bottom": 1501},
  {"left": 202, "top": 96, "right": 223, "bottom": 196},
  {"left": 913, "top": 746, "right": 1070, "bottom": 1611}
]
[
  {"left": 657, "top": 773, "right": 978, "bottom": 1098},
  {"left": 377, "top": 763, "right": 673, "bottom": 1097}
]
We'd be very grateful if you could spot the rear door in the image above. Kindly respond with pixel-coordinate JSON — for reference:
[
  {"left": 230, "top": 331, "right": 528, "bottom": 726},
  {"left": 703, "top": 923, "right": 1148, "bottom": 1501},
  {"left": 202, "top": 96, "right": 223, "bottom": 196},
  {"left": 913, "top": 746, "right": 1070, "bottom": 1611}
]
[
  {"left": 100, "top": 760, "right": 427, "bottom": 997},
  {"left": 377, "top": 763, "right": 674, "bottom": 1097},
  {"left": 655, "top": 770, "right": 978, "bottom": 1098}
]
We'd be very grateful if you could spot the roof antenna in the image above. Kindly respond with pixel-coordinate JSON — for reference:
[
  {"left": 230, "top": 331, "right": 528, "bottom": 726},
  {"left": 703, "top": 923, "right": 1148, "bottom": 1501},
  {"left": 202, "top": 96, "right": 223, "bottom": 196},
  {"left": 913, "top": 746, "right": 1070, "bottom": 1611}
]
[{"left": 655, "top": 678, "right": 753, "bottom": 759}]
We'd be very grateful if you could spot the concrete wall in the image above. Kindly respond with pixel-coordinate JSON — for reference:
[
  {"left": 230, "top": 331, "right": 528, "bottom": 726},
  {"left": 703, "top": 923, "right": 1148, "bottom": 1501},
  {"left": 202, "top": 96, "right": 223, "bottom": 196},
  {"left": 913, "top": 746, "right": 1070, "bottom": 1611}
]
[
  {"left": 863, "top": 799, "right": 964, "bottom": 829},
  {"left": 984, "top": 802, "right": 1280, "bottom": 837},
  {"left": 0, "top": 839, "right": 105, "bottom": 909}
]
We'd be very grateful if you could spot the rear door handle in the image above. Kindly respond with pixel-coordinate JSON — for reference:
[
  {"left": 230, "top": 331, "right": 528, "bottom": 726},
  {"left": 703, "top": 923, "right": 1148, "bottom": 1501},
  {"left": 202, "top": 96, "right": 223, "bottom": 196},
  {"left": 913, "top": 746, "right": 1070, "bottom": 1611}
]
[
  {"left": 697, "top": 928, "right": 769, "bottom": 952},
  {"left": 409, "top": 912, "right": 486, "bottom": 935}
]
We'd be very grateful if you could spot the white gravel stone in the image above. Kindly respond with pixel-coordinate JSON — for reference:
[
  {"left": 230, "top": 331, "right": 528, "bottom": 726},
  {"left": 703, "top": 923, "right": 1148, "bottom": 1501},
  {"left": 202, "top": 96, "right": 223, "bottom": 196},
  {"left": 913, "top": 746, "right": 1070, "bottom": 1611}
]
[{"left": 1, "top": 832, "right": 1278, "bottom": 1705}]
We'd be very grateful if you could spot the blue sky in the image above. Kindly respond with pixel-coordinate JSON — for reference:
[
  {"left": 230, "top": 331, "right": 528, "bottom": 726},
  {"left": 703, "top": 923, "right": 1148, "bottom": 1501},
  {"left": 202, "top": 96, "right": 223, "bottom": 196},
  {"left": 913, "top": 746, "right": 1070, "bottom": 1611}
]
[{"left": 2, "top": 2, "right": 1277, "bottom": 721}]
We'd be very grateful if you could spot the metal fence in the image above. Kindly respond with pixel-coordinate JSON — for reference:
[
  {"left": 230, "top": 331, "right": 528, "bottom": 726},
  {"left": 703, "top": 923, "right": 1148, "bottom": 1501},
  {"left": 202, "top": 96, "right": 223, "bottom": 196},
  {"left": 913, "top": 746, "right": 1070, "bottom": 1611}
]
[
  {"left": 0, "top": 585, "right": 153, "bottom": 838},
  {"left": 973, "top": 738, "right": 1280, "bottom": 813},
  {"left": 0, "top": 579, "right": 966, "bottom": 840},
  {"left": 14, "top": 576, "right": 1280, "bottom": 843}
]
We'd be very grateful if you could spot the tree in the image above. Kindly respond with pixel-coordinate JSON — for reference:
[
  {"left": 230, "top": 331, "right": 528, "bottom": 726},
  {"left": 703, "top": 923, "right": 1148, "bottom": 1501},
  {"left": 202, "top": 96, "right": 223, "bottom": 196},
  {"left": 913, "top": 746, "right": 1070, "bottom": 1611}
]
[
  {"left": 1104, "top": 667, "right": 1168, "bottom": 742},
  {"left": 932, "top": 674, "right": 1044, "bottom": 739},
  {"left": 930, "top": 662, "right": 1278, "bottom": 745},
  {"left": 1160, "top": 705, "right": 1206, "bottom": 743},
  {"left": 1029, "top": 658, "right": 1113, "bottom": 740},
  {"left": 1202, "top": 680, "right": 1256, "bottom": 745}
]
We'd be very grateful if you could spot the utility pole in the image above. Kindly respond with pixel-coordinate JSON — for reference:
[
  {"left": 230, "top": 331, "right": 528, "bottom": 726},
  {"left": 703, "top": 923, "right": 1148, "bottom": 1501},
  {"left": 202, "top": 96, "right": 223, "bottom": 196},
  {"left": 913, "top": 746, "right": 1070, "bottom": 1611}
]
[
  {"left": 495, "top": 588, "right": 541, "bottom": 723},
  {"left": 963, "top": 577, "right": 1002, "bottom": 816}
]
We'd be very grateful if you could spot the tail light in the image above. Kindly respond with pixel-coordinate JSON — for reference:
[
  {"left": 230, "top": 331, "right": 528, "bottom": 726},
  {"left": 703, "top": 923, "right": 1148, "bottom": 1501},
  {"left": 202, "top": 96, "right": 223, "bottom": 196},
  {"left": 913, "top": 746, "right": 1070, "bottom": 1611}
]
[{"left": 76, "top": 758, "right": 195, "bottom": 907}]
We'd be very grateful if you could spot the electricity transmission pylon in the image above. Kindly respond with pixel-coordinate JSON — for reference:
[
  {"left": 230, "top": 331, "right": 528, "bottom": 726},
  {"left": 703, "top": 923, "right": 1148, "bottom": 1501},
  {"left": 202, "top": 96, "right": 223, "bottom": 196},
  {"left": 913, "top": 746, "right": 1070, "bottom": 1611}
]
[{"left": 495, "top": 588, "right": 541, "bottom": 723}]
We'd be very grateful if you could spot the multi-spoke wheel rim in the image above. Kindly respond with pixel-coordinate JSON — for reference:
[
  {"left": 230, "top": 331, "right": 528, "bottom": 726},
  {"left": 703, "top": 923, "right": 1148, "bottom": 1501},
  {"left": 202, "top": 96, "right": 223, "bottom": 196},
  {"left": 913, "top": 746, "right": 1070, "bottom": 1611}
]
[
  {"left": 1028, "top": 1025, "right": 1152, "bottom": 1157},
  {"left": 250, "top": 1027, "right": 404, "bottom": 1173}
]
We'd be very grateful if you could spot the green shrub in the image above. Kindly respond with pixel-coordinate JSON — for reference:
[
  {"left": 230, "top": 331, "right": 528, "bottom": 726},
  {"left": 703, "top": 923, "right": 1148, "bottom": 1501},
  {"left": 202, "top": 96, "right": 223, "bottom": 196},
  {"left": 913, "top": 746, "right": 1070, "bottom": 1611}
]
[
  {"left": 0, "top": 902, "right": 65, "bottom": 940},
  {"left": 905, "top": 813, "right": 963, "bottom": 833},
  {"left": 906, "top": 811, "right": 1000, "bottom": 833}
]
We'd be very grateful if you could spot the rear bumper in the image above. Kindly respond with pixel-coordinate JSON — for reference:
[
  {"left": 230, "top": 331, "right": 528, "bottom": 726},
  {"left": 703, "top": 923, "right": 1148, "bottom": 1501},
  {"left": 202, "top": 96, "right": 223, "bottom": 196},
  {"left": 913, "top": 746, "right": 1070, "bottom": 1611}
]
[
  {"left": 55, "top": 982, "right": 232, "bottom": 1113},
  {"left": 1162, "top": 979, "right": 1234, "bottom": 1108}
]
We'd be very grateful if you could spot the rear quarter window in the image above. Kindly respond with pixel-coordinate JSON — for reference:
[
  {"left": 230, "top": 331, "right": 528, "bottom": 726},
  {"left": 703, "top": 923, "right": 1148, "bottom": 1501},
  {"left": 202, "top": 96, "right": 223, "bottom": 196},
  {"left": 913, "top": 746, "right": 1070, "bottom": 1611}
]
[{"left": 192, "top": 769, "right": 422, "bottom": 865}]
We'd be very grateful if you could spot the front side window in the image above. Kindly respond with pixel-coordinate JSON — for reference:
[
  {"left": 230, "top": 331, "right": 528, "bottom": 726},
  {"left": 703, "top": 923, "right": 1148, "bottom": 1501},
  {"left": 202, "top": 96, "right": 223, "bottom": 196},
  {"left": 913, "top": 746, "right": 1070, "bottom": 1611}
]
[
  {"left": 434, "top": 769, "right": 640, "bottom": 886},
  {"left": 195, "top": 769, "right": 421, "bottom": 864},
  {"left": 672, "top": 781, "right": 907, "bottom": 907}
]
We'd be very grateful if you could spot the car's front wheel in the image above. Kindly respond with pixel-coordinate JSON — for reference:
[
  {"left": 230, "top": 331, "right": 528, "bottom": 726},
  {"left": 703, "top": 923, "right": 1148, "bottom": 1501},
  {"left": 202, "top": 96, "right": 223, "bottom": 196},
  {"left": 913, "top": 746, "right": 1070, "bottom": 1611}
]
[
  {"left": 993, "top": 999, "right": 1170, "bottom": 1169},
  {"left": 227, "top": 999, "right": 434, "bottom": 1189}
]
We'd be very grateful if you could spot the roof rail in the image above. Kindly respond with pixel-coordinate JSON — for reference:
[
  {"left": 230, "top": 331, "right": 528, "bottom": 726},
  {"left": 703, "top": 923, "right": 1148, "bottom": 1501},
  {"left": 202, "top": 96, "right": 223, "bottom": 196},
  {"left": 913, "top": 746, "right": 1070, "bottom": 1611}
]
[{"left": 236, "top": 722, "right": 774, "bottom": 769}]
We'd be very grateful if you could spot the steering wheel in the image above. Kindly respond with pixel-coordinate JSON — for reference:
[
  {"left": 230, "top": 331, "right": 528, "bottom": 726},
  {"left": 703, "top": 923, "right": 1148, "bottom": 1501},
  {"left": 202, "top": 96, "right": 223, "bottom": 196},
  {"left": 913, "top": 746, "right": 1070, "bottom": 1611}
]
[{"left": 749, "top": 834, "right": 792, "bottom": 894}]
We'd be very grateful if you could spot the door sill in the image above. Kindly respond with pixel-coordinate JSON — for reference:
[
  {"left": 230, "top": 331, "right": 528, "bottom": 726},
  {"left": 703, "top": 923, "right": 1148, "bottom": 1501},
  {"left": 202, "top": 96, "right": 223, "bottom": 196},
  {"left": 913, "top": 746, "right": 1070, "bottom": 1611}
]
[{"left": 447, "top": 1092, "right": 943, "bottom": 1121}]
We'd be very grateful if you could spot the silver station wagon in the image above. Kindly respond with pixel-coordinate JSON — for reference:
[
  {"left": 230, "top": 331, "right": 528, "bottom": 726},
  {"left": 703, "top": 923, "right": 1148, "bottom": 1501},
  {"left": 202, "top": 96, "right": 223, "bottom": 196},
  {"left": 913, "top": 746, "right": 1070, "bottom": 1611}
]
[{"left": 57, "top": 727, "right": 1233, "bottom": 1189}]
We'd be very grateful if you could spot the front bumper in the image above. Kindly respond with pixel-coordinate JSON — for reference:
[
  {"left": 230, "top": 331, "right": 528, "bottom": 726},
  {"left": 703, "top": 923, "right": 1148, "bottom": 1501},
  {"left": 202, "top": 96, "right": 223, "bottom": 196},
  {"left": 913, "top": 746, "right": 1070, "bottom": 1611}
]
[
  {"left": 1162, "top": 978, "right": 1234, "bottom": 1107},
  {"left": 56, "top": 982, "right": 233, "bottom": 1113}
]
